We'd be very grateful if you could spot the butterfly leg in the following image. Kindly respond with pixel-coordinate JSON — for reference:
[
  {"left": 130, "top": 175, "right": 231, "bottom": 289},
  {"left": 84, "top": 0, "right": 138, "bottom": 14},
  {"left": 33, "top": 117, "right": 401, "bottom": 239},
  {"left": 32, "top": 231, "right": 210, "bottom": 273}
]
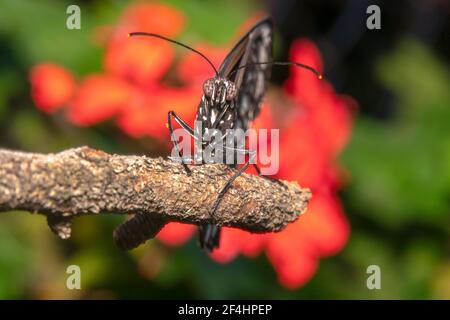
[
  {"left": 210, "top": 144, "right": 285, "bottom": 215},
  {"left": 213, "top": 142, "right": 285, "bottom": 188},
  {"left": 250, "top": 161, "right": 285, "bottom": 187},
  {"left": 198, "top": 224, "right": 221, "bottom": 252},
  {"left": 167, "top": 110, "right": 197, "bottom": 174},
  {"left": 196, "top": 141, "right": 254, "bottom": 251},
  {"left": 222, "top": 145, "right": 285, "bottom": 187},
  {"left": 210, "top": 152, "right": 255, "bottom": 218},
  {"left": 199, "top": 156, "right": 253, "bottom": 252},
  {"left": 221, "top": 144, "right": 262, "bottom": 176},
  {"left": 199, "top": 144, "right": 283, "bottom": 250},
  {"left": 167, "top": 111, "right": 220, "bottom": 250}
]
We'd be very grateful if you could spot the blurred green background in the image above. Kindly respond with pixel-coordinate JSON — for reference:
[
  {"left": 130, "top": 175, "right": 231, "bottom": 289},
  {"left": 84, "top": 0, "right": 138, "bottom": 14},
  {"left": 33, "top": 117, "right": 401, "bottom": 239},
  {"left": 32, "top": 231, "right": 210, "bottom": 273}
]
[{"left": 0, "top": 0, "right": 449, "bottom": 299}]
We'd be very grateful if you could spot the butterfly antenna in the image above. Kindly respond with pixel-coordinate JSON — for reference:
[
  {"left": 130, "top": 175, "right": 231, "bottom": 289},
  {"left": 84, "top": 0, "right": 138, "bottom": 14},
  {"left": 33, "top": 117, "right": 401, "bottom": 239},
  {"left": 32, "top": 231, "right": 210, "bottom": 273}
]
[
  {"left": 128, "top": 32, "right": 218, "bottom": 76},
  {"left": 230, "top": 61, "right": 323, "bottom": 79}
]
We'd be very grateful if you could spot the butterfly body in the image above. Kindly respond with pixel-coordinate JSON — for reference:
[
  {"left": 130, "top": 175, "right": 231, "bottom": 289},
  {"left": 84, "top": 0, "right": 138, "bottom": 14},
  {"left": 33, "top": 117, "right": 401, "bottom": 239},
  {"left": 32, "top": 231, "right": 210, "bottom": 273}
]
[
  {"left": 195, "top": 77, "right": 237, "bottom": 145},
  {"left": 194, "top": 19, "right": 273, "bottom": 250}
]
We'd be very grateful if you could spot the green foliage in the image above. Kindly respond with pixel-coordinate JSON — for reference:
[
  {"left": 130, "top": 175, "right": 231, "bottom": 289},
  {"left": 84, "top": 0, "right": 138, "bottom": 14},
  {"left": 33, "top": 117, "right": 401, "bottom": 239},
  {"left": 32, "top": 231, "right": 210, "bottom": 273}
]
[
  {"left": 343, "top": 39, "right": 450, "bottom": 228},
  {"left": 0, "top": 0, "right": 102, "bottom": 72},
  {"left": 0, "top": 215, "right": 33, "bottom": 298},
  {"left": 338, "top": 39, "right": 450, "bottom": 299}
]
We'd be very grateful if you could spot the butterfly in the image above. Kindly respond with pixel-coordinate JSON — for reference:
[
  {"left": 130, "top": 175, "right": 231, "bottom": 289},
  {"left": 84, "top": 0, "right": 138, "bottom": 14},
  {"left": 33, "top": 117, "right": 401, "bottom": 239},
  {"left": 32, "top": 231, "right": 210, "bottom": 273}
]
[{"left": 113, "top": 17, "right": 321, "bottom": 252}]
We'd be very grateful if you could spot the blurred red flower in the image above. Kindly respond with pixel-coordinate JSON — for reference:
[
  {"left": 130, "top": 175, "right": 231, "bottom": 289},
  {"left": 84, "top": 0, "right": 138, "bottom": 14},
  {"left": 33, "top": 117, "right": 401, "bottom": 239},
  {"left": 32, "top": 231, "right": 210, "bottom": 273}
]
[
  {"left": 68, "top": 74, "right": 134, "bottom": 126},
  {"left": 156, "top": 222, "right": 196, "bottom": 246},
  {"left": 116, "top": 85, "right": 199, "bottom": 139},
  {"left": 178, "top": 43, "right": 228, "bottom": 85},
  {"left": 29, "top": 3, "right": 353, "bottom": 289},
  {"left": 29, "top": 63, "right": 76, "bottom": 113},
  {"left": 117, "top": 3, "right": 185, "bottom": 38}
]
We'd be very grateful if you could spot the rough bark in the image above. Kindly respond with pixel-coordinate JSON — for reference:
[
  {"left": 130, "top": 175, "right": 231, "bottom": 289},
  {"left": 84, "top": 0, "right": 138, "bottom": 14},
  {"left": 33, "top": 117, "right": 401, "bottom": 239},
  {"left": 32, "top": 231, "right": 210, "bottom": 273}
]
[{"left": 0, "top": 147, "right": 311, "bottom": 249}]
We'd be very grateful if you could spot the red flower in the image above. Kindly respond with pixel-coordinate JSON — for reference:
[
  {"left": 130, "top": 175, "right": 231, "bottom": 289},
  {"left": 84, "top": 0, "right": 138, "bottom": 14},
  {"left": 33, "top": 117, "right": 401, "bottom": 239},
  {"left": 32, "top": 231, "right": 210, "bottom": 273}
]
[
  {"left": 157, "top": 222, "right": 196, "bottom": 246},
  {"left": 209, "top": 228, "right": 266, "bottom": 263},
  {"left": 69, "top": 75, "right": 134, "bottom": 126},
  {"left": 266, "top": 192, "right": 349, "bottom": 288},
  {"left": 285, "top": 40, "right": 354, "bottom": 157},
  {"left": 103, "top": 3, "right": 184, "bottom": 88},
  {"left": 30, "top": 63, "right": 76, "bottom": 113},
  {"left": 117, "top": 3, "right": 185, "bottom": 38},
  {"left": 177, "top": 43, "right": 228, "bottom": 85},
  {"left": 277, "top": 113, "right": 330, "bottom": 189},
  {"left": 104, "top": 38, "right": 174, "bottom": 87},
  {"left": 117, "top": 85, "right": 199, "bottom": 139}
]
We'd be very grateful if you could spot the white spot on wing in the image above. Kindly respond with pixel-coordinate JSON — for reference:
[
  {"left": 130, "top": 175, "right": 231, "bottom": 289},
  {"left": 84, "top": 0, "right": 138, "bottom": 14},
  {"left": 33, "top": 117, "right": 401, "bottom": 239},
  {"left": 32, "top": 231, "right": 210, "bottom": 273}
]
[
  {"left": 210, "top": 110, "right": 217, "bottom": 124},
  {"left": 255, "top": 73, "right": 265, "bottom": 97}
]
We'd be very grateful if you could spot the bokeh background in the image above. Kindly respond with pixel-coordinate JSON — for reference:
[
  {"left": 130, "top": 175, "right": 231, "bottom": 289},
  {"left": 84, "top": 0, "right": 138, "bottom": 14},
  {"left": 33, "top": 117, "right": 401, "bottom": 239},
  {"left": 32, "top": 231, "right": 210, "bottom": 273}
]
[{"left": 0, "top": 0, "right": 449, "bottom": 299}]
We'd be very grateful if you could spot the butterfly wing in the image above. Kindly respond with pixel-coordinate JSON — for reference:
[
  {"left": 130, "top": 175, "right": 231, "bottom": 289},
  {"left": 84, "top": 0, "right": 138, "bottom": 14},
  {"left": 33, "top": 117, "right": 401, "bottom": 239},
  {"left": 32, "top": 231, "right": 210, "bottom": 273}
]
[{"left": 218, "top": 17, "right": 273, "bottom": 130}]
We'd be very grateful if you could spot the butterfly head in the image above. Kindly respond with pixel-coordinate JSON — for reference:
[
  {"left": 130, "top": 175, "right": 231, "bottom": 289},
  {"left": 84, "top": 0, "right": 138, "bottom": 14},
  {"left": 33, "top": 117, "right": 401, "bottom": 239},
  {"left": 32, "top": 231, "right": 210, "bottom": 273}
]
[{"left": 203, "top": 77, "right": 237, "bottom": 106}]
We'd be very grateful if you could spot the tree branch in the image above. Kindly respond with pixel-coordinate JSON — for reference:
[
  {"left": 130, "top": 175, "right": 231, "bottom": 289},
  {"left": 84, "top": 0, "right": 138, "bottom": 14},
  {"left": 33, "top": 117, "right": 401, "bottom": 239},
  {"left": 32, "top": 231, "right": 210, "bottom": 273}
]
[{"left": 0, "top": 147, "right": 311, "bottom": 249}]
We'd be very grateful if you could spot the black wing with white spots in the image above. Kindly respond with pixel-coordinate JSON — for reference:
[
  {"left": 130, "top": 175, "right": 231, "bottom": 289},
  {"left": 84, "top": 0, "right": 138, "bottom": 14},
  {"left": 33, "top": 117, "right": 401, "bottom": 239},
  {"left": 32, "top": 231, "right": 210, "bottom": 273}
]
[{"left": 218, "top": 18, "right": 273, "bottom": 130}]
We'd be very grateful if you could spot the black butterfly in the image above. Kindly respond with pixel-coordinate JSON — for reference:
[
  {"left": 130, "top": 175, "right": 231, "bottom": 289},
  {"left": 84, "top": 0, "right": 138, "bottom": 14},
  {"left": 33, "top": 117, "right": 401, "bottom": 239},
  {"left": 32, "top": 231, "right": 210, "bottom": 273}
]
[
  {"left": 113, "top": 18, "right": 321, "bottom": 252},
  {"left": 189, "top": 18, "right": 274, "bottom": 251}
]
